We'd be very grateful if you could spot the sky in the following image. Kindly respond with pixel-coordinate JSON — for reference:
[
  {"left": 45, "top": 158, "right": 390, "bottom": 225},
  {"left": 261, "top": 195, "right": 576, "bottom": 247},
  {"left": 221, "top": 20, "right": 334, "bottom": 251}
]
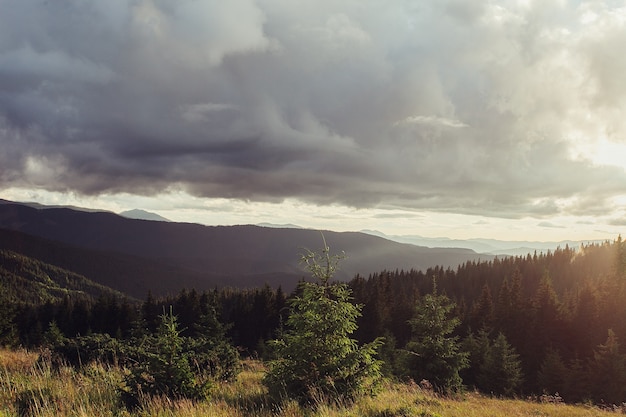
[{"left": 1, "top": 0, "right": 626, "bottom": 242}]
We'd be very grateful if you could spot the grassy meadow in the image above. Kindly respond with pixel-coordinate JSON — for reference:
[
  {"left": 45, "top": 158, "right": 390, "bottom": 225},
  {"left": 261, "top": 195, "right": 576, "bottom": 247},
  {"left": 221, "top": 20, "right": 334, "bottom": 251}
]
[{"left": 0, "top": 349, "right": 620, "bottom": 417}]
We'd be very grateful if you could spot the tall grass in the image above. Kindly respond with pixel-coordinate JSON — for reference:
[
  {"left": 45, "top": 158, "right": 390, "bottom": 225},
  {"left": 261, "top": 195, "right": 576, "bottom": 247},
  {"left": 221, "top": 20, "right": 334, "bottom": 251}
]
[{"left": 0, "top": 349, "right": 617, "bottom": 417}]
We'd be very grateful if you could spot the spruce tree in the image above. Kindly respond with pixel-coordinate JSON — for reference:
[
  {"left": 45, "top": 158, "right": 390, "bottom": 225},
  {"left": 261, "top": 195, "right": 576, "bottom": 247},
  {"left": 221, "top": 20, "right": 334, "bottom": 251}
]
[
  {"left": 124, "top": 308, "right": 211, "bottom": 403},
  {"left": 0, "top": 300, "right": 18, "bottom": 347},
  {"left": 461, "top": 329, "right": 491, "bottom": 389},
  {"left": 263, "top": 241, "right": 383, "bottom": 403},
  {"left": 537, "top": 349, "right": 567, "bottom": 396},
  {"left": 477, "top": 332, "right": 523, "bottom": 397},
  {"left": 402, "top": 281, "right": 468, "bottom": 393},
  {"left": 589, "top": 329, "right": 626, "bottom": 404}
]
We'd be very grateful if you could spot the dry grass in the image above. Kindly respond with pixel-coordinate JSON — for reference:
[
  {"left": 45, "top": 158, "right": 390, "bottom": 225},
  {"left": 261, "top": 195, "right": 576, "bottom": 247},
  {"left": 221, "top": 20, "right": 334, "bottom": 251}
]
[
  {"left": 0, "top": 348, "right": 39, "bottom": 372},
  {"left": 431, "top": 392, "right": 616, "bottom": 417},
  {"left": 0, "top": 349, "right": 619, "bottom": 417}
]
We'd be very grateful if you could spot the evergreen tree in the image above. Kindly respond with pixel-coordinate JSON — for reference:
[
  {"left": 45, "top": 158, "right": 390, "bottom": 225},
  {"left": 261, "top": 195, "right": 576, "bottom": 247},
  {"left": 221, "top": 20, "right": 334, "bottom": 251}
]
[
  {"left": 616, "top": 235, "right": 626, "bottom": 280},
  {"left": 0, "top": 299, "right": 18, "bottom": 347},
  {"left": 562, "top": 356, "right": 589, "bottom": 403},
  {"left": 537, "top": 349, "right": 567, "bottom": 396},
  {"left": 402, "top": 281, "right": 468, "bottom": 393},
  {"left": 264, "top": 241, "right": 383, "bottom": 403},
  {"left": 470, "top": 284, "right": 494, "bottom": 331},
  {"left": 461, "top": 329, "right": 491, "bottom": 389},
  {"left": 589, "top": 329, "right": 626, "bottom": 404},
  {"left": 43, "top": 320, "right": 67, "bottom": 348},
  {"left": 124, "top": 307, "right": 211, "bottom": 403},
  {"left": 188, "top": 291, "right": 240, "bottom": 381},
  {"left": 477, "top": 332, "right": 523, "bottom": 397}
]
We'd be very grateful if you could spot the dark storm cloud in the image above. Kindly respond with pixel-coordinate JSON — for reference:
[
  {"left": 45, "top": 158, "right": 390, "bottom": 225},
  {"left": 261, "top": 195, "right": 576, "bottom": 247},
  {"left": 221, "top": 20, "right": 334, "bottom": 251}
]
[{"left": 1, "top": 0, "right": 626, "bottom": 218}]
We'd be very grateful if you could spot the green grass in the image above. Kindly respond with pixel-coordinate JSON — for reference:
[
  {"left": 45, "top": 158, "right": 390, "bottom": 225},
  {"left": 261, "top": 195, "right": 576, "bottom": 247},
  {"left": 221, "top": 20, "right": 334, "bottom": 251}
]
[{"left": 0, "top": 349, "right": 617, "bottom": 417}]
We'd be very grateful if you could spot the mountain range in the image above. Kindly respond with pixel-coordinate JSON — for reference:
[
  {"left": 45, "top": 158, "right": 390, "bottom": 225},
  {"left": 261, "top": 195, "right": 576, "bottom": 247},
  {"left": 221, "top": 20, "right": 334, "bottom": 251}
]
[
  {"left": 359, "top": 229, "right": 604, "bottom": 256},
  {"left": 0, "top": 199, "right": 492, "bottom": 297}
]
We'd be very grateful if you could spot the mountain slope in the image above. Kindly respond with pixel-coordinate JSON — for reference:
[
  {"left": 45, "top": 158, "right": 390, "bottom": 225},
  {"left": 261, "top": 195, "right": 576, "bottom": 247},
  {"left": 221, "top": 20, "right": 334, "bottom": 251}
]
[
  {"left": 0, "top": 249, "right": 128, "bottom": 304},
  {"left": 0, "top": 200, "right": 492, "bottom": 295},
  {"left": 0, "top": 227, "right": 256, "bottom": 298}
]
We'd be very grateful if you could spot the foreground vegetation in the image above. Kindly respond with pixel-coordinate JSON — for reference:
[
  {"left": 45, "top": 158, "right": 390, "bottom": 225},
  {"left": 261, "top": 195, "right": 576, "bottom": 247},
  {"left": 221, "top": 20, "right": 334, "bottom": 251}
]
[
  {"left": 0, "top": 349, "right": 619, "bottom": 417},
  {"left": 4, "top": 238, "right": 626, "bottom": 405}
]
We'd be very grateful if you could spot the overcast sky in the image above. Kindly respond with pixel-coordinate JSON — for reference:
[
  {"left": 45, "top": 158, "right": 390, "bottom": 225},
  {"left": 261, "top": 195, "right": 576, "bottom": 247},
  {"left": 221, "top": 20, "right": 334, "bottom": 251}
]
[{"left": 2, "top": 0, "right": 626, "bottom": 241}]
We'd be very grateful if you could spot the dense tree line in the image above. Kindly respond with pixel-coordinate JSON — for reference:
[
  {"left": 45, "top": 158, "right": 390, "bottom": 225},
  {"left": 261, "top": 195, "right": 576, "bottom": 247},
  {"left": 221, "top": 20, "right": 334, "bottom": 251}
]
[
  {"left": 2, "top": 238, "right": 626, "bottom": 404},
  {"left": 350, "top": 239, "right": 626, "bottom": 401}
]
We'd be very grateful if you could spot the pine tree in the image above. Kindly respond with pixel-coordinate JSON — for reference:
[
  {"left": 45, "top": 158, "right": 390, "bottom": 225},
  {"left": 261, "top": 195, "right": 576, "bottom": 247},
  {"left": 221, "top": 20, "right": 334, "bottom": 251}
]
[
  {"left": 0, "top": 299, "right": 18, "bottom": 347},
  {"left": 124, "top": 307, "right": 211, "bottom": 404},
  {"left": 589, "top": 329, "right": 626, "bottom": 404},
  {"left": 402, "top": 281, "right": 469, "bottom": 393},
  {"left": 264, "top": 241, "right": 383, "bottom": 403},
  {"left": 188, "top": 291, "right": 240, "bottom": 381},
  {"left": 470, "top": 284, "right": 494, "bottom": 331},
  {"left": 477, "top": 332, "right": 523, "bottom": 397},
  {"left": 461, "top": 329, "right": 491, "bottom": 389},
  {"left": 537, "top": 349, "right": 567, "bottom": 396}
]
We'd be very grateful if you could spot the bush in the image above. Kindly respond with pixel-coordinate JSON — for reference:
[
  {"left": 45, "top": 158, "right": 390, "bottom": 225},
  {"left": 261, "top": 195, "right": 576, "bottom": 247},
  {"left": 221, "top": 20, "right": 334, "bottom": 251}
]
[{"left": 52, "top": 333, "right": 127, "bottom": 366}]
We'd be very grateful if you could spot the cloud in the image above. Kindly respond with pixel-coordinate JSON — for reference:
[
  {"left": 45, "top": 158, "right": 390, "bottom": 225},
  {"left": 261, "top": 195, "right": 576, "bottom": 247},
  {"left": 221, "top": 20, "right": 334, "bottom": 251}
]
[
  {"left": 395, "top": 115, "right": 469, "bottom": 128},
  {"left": 1, "top": 0, "right": 626, "bottom": 220},
  {"left": 609, "top": 218, "right": 626, "bottom": 227},
  {"left": 538, "top": 221, "right": 566, "bottom": 229}
]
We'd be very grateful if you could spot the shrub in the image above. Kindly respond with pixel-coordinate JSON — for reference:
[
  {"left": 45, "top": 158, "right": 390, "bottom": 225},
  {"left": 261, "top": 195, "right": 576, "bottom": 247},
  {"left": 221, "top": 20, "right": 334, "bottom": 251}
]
[{"left": 52, "top": 333, "right": 127, "bottom": 366}]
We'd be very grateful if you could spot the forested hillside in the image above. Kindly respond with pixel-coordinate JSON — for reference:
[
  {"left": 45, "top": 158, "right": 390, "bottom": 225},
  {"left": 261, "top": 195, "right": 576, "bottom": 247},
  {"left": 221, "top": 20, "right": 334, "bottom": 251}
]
[
  {"left": 0, "top": 200, "right": 492, "bottom": 294},
  {"left": 0, "top": 250, "right": 127, "bottom": 305},
  {"left": 2, "top": 237, "right": 626, "bottom": 405}
]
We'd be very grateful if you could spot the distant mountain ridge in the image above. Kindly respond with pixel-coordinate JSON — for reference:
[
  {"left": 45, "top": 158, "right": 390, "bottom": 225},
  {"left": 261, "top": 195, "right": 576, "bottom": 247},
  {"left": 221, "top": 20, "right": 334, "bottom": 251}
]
[
  {"left": 360, "top": 230, "right": 605, "bottom": 256},
  {"left": 0, "top": 198, "right": 111, "bottom": 214},
  {"left": 120, "top": 209, "right": 170, "bottom": 222},
  {"left": 0, "top": 199, "right": 493, "bottom": 297}
]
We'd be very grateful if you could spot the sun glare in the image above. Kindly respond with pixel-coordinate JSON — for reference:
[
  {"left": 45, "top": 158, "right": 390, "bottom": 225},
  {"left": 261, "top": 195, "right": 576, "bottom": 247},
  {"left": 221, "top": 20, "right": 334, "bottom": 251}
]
[
  {"left": 590, "top": 139, "right": 626, "bottom": 170},
  {"left": 570, "top": 134, "right": 626, "bottom": 171}
]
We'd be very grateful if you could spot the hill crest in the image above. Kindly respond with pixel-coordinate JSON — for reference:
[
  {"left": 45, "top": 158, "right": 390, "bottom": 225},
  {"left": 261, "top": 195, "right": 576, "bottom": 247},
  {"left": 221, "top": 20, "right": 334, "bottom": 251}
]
[{"left": 0, "top": 199, "right": 493, "bottom": 296}]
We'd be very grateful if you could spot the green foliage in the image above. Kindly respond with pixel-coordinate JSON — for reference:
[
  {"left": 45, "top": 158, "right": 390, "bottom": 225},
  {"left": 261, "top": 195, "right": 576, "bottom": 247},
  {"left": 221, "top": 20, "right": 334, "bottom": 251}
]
[
  {"left": 477, "top": 333, "right": 523, "bottom": 397},
  {"left": 0, "top": 298, "right": 18, "bottom": 347},
  {"left": 52, "top": 333, "right": 127, "bottom": 366},
  {"left": 461, "top": 329, "right": 491, "bottom": 388},
  {"left": 184, "top": 335, "right": 241, "bottom": 382},
  {"left": 264, "top": 241, "right": 383, "bottom": 404},
  {"left": 123, "top": 308, "right": 212, "bottom": 404},
  {"left": 43, "top": 320, "right": 67, "bottom": 348},
  {"left": 537, "top": 349, "right": 567, "bottom": 396},
  {"left": 589, "top": 329, "right": 626, "bottom": 404},
  {"left": 400, "top": 282, "right": 468, "bottom": 393},
  {"left": 0, "top": 249, "right": 126, "bottom": 305}
]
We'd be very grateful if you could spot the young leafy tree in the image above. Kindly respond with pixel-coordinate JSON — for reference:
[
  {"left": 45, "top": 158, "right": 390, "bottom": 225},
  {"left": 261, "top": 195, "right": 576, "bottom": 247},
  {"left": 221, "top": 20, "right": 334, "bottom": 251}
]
[
  {"left": 263, "top": 240, "right": 383, "bottom": 404},
  {"left": 401, "top": 281, "right": 468, "bottom": 393}
]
